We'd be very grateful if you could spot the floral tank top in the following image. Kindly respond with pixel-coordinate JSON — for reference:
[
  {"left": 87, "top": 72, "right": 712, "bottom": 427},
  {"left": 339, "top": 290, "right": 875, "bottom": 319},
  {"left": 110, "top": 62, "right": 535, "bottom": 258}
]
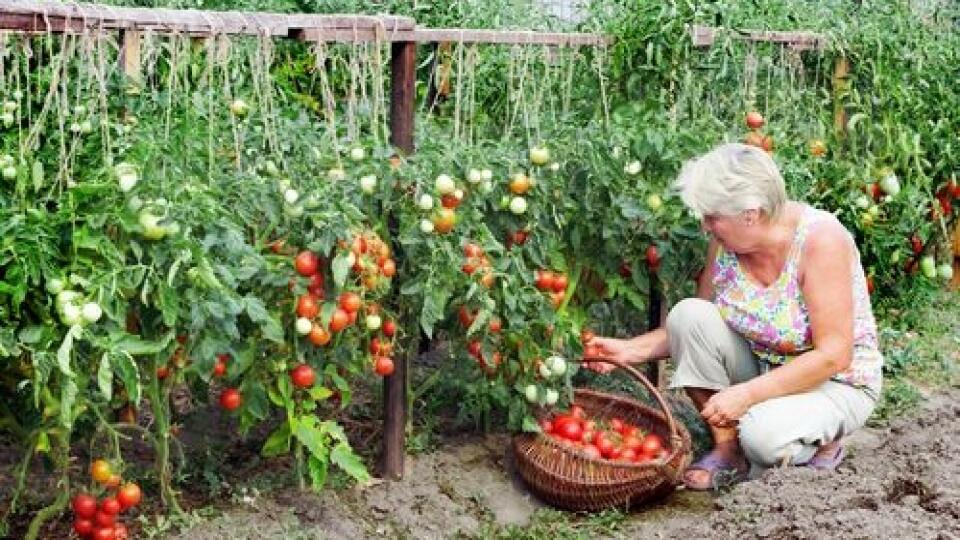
[{"left": 713, "top": 205, "right": 883, "bottom": 397}]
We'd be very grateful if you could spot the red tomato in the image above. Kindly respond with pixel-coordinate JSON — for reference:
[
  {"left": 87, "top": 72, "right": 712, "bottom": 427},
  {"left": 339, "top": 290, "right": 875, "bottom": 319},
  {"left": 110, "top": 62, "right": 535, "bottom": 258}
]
[
  {"left": 488, "top": 317, "right": 502, "bottom": 333},
  {"left": 296, "top": 294, "right": 320, "bottom": 319},
  {"left": 382, "top": 319, "right": 397, "bottom": 337},
  {"left": 380, "top": 258, "right": 396, "bottom": 278},
  {"left": 156, "top": 365, "right": 170, "bottom": 380},
  {"left": 93, "top": 526, "right": 116, "bottom": 540},
  {"left": 351, "top": 235, "right": 367, "bottom": 255},
  {"left": 557, "top": 420, "right": 583, "bottom": 442},
  {"left": 72, "top": 493, "right": 98, "bottom": 519},
  {"left": 73, "top": 518, "right": 94, "bottom": 536},
  {"left": 609, "top": 418, "right": 625, "bottom": 433},
  {"left": 307, "top": 273, "right": 324, "bottom": 296},
  {"left": 745, "top": 111, "right": 764, "bottom": 129},
  {"left": 467, "top": 340, "right": 482, "bottom": 358},
  {"left": 219, "top": 388, "right": 241, "bottom": 411},
  {"left": 339, "top": 292, "right": 361, "bottom": 313},
  {"left": 551, "top": 273, "right": 568, "bottom": 293},
  {"left": 910, "top": 235, "right": 924, "bottom": 255},
  {"left": 569, "top": 405, "right": 586, "bottom": 420},
  {"left": 640, "top": 433, "right": 664, "bottom": 456},
  {"left": 461, "top": 259, "right": 478, "bottom": 275},
  {"left": 464, "top": 243, "right": 482, "bottom": 258},
  {"left": 369, "top": 337, "right": 383, "bottom": 355},
  {"left": 457, "top": 306, "right": 476, "bottom": 328},
  {"left": 539, "top": 419, "right": 553, "bottom": 434},
  {"left": 212, "top": 359, "right": 227, "bottom": 377},
  {"left": 620, "top": 448, "right": 638, "bottom": 462},
  {"left": 290, "top": 364, "right": 315, "bottom": 389},
  {"left": 117, "top": 483, "right": 142, "bottom": 510},
  {"left": 374, "top": 356, "right": 394, "bottom": 376},
  {"left": 329, "top": 309, "right": 350, "bottom": 332},
  {"left": 623, "top": 436, "right": 642, "bottom": 452},
  {"left": 346, "top": 310, "right": 358, "bottom": 325},
  {"left": 113, "top": 523, "right": 129, "bottom": 540},
  {"left": 595, "top": 436, "right": 615, "bottom": 459},
  {"left": 94, "top": 509, "right": 116, "bottom": 527},
  {"left": 294, "top": 251, "right": 319, "bottom": 277},
  {"left": 308, "top": 323, "right": 331, "bottom": 346},
  {"left": 618, "top": 261, "right": 632, "bottom": 278},
  {"left": 645, "top": 245, "right": 660, "bottom": 270},
  {"left": 534, "top": 270, "right": 555, "bottom": 291}
]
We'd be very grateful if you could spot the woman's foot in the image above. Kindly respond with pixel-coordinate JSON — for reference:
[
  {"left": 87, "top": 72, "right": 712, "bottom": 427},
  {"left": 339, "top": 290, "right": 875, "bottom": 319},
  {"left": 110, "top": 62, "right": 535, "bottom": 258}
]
[
  {"left": 804, "top": 440, "right": 845, "bottom": 470},
  {"left": 683, "top": 442, "right": 749, "bottom": 490}
]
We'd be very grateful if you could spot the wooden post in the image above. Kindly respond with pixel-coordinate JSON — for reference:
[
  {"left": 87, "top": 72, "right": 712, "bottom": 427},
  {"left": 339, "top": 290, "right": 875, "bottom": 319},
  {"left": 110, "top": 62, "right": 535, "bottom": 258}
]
[
  {"left": 832, "top": 55, "right": 850, "bottom": 138},
  {"left": 389, "top": 40, "right": 416, "bottom": 154},
  {"left": 952, "top": 220, "right": 960, "bottom": 290},
  {"left": 645, "top": 278, "right": 664, "bottom": 388},
  {"left": 119, "top": 30, "right": 141, "bottom": 83},
  {"left": 382, "top": 39, "right": 416, "bottom": 481}
]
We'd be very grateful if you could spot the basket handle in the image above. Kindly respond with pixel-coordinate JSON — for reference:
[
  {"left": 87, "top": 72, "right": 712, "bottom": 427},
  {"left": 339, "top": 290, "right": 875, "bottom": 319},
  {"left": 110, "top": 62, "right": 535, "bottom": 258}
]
[{"left": 583, "top": 358, "right": 687, "bottom": 477}]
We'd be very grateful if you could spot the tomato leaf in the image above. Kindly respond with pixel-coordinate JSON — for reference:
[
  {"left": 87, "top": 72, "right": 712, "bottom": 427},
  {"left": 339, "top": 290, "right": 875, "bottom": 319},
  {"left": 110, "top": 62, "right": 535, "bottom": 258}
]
[
  {"left": 32, "top": 351, "right": 55, "bottom": 408},
  {"left": 330, "top": 442, "right": 369, "bottom": 484},
  {"left": 309, "top": 386, "right": 333, "bottom": 401},
  {"left": 331, "top": 253, "right": 350, "bottom": 289},
  {"left": 521, "top": 415, "right": 540, "bottom": 433},
  {"left": 243, "top": 296, "right": 283, "bottom": 343},
  {"left": 56, "top": 325, "right": 81, "bottom": 378},
  {"left": 98, "top": 353, "right": 113, "bottom": 401},
  {"left": 261, "top": 422, "right": 292, "bottom": 457},
  {"left": 112, "top": 352, "right": 141, "bottom": 405},
  {"left": 113, "top": 331, "right": 174, "bottom": 356},
  {"left": 292, "top": 416, "right": 329, "bottom": 461},
  {"left": 420, "top": 284, "right": 451, "bottom": 338},
  {"left": 307, "top": 454, "right": 329, "bottom": 488}
]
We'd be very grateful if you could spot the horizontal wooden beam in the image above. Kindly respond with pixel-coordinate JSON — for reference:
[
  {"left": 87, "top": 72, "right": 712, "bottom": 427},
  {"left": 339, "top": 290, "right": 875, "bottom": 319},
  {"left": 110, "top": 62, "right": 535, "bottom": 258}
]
[
  {"left": 690, "top": 24, "right": 827, "bottom": 51},
  {"left": 301, "top": 27, "right": 611, "bottom": 46},
  {"left": 0, "top": 0, "right": 414, "bottom": 36}
]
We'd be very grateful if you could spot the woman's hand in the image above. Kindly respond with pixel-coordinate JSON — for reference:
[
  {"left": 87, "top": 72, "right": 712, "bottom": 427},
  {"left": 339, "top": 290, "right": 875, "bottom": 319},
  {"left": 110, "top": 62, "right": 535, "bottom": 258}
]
[
  {"left": 700, "top": 384, "right": 756, "bottom": 428},
  {"left": 582, "top": 336, "right": 646, "bottom": 374}
]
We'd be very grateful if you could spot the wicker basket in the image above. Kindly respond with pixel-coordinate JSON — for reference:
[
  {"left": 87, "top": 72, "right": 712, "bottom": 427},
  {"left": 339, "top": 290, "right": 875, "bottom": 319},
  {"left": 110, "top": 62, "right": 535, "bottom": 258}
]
[{"left": 512, "top": 359, "right": 692, "bottom": 511}]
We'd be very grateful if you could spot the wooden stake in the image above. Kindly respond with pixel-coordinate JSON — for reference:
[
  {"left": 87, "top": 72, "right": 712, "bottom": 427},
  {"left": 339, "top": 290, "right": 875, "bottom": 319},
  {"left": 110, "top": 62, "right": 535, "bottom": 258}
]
[
  {"left": 382, "top": 39, "right": 416, "bottom": 481},
  {"left": 645, "top": 278, "right": 665, "bottom": 388},
  {"left": 832, "top": 55, "right": 850, "bottom": 138},
  {"left": 389, "top": 40, "right": 416, "bottom": 154},
  {"left": 119, "top": 29, "right": 141, "bottom": 83}
]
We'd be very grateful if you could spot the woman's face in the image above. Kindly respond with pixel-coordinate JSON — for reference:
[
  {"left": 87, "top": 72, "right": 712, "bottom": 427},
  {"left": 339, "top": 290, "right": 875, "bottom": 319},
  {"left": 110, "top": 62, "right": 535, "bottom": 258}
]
[{"left": 701, "top": 211, "right": 757, "bottom": 252}]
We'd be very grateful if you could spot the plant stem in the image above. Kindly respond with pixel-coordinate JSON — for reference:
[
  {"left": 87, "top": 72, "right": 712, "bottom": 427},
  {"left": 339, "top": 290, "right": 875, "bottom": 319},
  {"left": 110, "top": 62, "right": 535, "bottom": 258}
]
[
  {"left": 149, "top": 375, "right": 184, "bottom": 516},
  {"left": 24, "top": 431, "right": 70, "bottom": 540}
]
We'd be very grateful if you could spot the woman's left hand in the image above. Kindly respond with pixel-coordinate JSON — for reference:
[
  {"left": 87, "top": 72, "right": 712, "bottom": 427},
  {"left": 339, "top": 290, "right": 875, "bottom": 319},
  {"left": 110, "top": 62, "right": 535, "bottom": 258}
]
[{"left": 700, "top": 384, "right": 756, "bottom": 428}]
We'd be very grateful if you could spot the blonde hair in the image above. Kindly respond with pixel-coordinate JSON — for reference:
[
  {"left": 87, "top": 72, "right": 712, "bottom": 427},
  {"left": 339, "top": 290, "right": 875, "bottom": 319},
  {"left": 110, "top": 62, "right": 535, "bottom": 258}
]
[{"left": 674, "top": 143, "right": 786, "bottom": 219}]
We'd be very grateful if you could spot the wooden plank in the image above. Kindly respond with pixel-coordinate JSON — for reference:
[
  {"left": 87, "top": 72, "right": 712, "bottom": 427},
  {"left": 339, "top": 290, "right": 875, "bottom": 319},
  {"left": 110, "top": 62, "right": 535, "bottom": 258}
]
[
  {"left": 381, "top": 39, "right": 416, "bottom": 481},
  {"left": 690, "top": 24, "right": 827, "bottom": 51},
  {"left": 302, "top": 27, "right": 611, "bottom": 46},
  {"left": 0, "top": 1, "right": 414, "bottom": 35}
]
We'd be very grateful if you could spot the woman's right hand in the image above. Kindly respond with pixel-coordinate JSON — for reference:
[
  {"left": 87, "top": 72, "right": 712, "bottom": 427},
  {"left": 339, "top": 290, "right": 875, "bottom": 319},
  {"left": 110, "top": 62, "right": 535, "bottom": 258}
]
[{"left": 582, "top": 336, "right": 647, "bottom": 374}]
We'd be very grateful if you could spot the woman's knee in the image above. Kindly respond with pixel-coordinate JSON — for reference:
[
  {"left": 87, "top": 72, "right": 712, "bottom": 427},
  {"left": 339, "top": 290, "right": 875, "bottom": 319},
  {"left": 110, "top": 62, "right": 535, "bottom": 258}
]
[
  {"left": 738, "top": 413, "right": 794, "bottom": 467},
  {"left": 666, "top": 298, "right": 720, "bottom": 336}
]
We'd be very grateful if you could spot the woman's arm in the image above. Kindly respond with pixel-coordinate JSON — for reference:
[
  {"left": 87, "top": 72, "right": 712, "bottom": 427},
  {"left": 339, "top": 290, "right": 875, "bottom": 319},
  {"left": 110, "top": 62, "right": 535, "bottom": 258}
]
[
  {"left": 586, "top": 240, "right": 719, "bottom": 370},
  {"left": 700, "top": 223, "right": 856, "bottom": 426}
]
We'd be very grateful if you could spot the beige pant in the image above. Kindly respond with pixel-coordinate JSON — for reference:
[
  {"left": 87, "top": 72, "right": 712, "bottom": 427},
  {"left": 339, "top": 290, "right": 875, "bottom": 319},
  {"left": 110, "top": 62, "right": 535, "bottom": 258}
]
[{"left": 666, "top": 298, "right": 877, "bottom": 472}]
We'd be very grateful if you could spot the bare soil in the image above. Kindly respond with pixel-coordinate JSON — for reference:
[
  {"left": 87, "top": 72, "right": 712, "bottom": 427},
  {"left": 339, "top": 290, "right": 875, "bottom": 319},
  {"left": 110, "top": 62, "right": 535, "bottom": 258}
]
[{"left": 161, "top": 385, "right": 960, "bottom": 540}]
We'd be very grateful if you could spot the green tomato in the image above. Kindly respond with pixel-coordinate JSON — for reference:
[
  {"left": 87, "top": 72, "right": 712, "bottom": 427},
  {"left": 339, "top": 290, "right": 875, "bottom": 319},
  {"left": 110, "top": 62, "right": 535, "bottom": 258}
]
[
  {"left": 920, "top": 256, "right": 937, "bottom": 279},
  {"left": 524, "top": 384, "right": 538, "bottom": 403},
  {"left": 139, "top": 211, "right": 167, "bottom": 240}
]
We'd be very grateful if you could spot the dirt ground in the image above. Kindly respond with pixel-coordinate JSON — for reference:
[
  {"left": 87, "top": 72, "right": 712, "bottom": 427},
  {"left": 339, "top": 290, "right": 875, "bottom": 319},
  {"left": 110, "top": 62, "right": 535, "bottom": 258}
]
[{"left": 161, "top": 385, "right": 960, "bottom": 540}]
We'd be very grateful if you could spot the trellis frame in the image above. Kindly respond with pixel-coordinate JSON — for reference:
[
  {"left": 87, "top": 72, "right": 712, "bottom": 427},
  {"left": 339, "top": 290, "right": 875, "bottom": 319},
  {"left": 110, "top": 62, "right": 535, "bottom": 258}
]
[{"left": 0, "top": 0, "right": 613, "bottom": 482}]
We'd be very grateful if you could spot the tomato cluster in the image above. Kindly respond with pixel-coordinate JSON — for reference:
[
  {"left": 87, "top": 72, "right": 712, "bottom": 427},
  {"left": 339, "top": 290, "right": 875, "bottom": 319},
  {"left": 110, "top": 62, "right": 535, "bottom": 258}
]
[
  {"left": 742, "top": 111, "right": 775, "bottom": 153},
  {"left": 72, "top": 460, "right": 142, "bottom": 539},
  {"left": 540, "top": 405, "right": 667, "bottom": 463},
  {"left": 533, "top": 269, "right": 568, "bottom": 309}
]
